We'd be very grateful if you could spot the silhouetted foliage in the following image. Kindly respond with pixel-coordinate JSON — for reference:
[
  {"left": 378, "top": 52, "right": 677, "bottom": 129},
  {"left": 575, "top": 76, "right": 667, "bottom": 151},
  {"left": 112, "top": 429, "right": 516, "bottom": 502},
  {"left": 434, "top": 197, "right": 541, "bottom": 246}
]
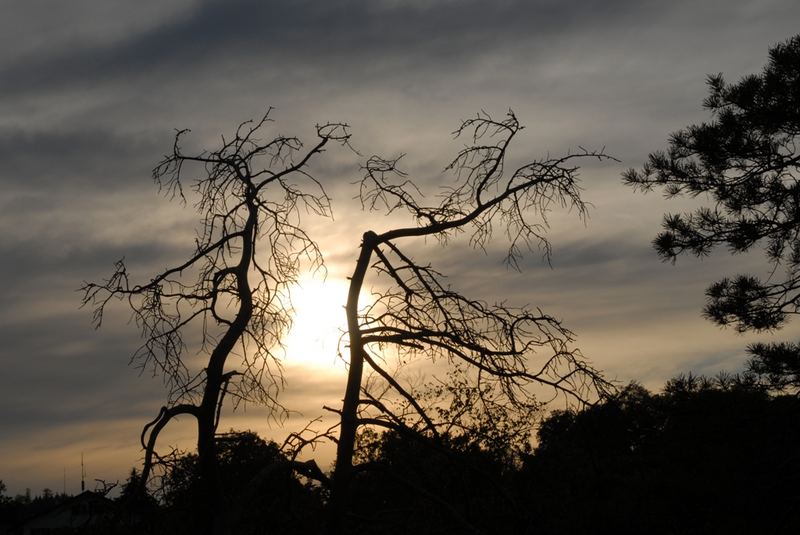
[
  {"left": 156, "top": 431, "right": 323, "bottom": 535},
  {"left": 81, "top": 110, "right": 349, "bottom": 534},
  {"left": 343, "top": 368, "right": 540, "bottom": 534},
  {"left": 624, "top": 34, "right": 800, "bottom": 332},
  {"left": 747, "top": 340, "right": 800, "bottom": 394},
  {"left": 349, "top": 429, "right": 521, "bottom": 535},
  {"left": 317, "top": 110, "right": 614, "bottom": 533},
  {"left": 521, "top": 376, "right": 800, "bottom": 534},
  {"left": 108, "top": 468, "right": 159, "bottom": 533}
]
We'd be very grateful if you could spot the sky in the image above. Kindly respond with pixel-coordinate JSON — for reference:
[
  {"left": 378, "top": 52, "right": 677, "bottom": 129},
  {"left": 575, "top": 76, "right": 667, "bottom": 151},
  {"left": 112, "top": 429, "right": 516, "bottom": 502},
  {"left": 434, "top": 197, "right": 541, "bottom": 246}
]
[{"left": 2, "top": 0, "right": 800, "bottom": 496}]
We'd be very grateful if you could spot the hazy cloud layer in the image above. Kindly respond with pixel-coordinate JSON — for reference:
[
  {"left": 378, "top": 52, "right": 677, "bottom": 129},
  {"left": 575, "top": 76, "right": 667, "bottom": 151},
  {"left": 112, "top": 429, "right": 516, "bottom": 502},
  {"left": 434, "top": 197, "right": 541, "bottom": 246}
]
[{"left": 2, "top": 0, "right": 799, "bottom": 494}]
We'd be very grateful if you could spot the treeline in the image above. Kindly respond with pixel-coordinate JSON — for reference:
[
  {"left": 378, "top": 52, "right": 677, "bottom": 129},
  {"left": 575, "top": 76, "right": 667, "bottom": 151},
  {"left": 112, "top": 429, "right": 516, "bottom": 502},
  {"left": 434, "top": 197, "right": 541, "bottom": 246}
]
[
  {"left": 4, "top": 372, "right": 797, "bottom": 534},
  {"left": 0, "top": 486, "right": 70, "bottom": 530},
  {"left": 348, "top": 374, "right": 799, "bottom": 535}
]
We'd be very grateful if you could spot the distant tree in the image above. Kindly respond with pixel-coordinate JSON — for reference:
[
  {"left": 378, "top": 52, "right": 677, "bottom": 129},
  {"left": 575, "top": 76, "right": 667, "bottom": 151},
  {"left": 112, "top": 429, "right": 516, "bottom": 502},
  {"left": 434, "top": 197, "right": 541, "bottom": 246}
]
[
  {"left": 117, "top": 468, "right": 156, "bottom": 508},
  {"left": 118, "top": 469, "right": 145, "bottom": 501},
  {"left": 319, "top": 110, "right": 613, "bottom": 533},
  {"left": 624, "top": 35, "right": 800, "bottom": 332},
  {"left": 0, "top": 482, "right": 12, "bottom": 534},
  {"left": 0, "top": 480, "right": 10, "bottom": 511},
  {"left": 82, "top": 109, "right": 350, "bottom": 535}
]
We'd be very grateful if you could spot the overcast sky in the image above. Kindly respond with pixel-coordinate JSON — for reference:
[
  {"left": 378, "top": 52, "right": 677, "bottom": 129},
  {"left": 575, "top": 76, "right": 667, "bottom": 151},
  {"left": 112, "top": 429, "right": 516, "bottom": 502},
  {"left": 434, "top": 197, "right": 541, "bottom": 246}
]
[{"left": 2, "top": 0, "right": 800, "bottom": 496}]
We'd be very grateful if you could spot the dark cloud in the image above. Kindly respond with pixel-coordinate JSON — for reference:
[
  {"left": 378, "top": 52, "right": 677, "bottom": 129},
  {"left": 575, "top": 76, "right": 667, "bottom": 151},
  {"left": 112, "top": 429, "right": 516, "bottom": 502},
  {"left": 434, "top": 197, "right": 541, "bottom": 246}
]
[
  {"left": 0, "top": 0, "right": 666, "bottom": 97},
  {"left": 0, "top": 127, "right": 167, "bottom": 187},
  {"left": 0, "top": 310, "right": 151, "bottom": 435},
  {"left": 0, "top": 234, "right": 178, "bottom": 285}
]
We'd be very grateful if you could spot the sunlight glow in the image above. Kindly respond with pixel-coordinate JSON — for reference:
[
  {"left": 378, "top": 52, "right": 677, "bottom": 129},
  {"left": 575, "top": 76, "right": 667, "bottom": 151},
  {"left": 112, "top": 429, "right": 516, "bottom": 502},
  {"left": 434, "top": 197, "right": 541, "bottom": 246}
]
[{"left": 284, "top": 276, "right": 351, "bottom": 370}]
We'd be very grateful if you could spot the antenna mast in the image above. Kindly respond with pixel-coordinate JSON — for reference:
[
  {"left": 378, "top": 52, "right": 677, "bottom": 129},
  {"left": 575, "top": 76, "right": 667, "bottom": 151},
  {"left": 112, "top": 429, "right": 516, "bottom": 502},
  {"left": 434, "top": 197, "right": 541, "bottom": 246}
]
[{"left": 80, "top": 453, "right": 85, "bottom": 492}]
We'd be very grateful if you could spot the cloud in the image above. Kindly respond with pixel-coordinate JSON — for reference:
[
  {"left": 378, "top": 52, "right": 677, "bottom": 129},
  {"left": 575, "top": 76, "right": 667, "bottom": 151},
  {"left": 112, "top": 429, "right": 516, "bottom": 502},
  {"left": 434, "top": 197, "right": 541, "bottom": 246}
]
[
  {"left": 0, "top": 0, "right": 660, "bottom": 97},
  {"left": 0, "top": 127, "right": 166, "bottom": 188}
]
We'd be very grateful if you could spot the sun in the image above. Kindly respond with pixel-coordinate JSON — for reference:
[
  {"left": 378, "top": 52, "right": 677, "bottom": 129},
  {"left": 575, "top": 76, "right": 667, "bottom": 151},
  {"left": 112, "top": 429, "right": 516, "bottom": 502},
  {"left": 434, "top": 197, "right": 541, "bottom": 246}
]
[{"left": 283, "top": 275, "right": 351, "bottom": 370}]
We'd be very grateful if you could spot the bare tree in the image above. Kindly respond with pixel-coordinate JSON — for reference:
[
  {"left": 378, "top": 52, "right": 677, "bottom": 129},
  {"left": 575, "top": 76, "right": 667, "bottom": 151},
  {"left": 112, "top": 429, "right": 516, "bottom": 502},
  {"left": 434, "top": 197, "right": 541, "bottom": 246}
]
[
  {"left": 81, "top": 109, "right": 350, "bottom": 534},
  {"left": 324, "top": 110, "right": 614, "bottom": 532}
]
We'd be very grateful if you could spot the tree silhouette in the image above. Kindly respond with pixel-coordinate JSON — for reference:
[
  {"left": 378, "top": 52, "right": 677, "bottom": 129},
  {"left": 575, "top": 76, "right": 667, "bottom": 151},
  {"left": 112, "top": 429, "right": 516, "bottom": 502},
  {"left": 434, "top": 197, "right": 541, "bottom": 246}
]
[
  {"left": 348, "top": 428, "right": 522, "bottom": 535},
  {"left": 322, "top": 110, "right": 613, "bottom": 532},
  {"left": 159, "top": 431, "right": 324, "bottom": 534},
  {"left": 81, "top": 109, "right": 349, "bottom": 535},
  {"left": 523, "top": 376, "right": 800, "bottom": 534},
  {"left": 624, "top": 34, "right": 800, "bottom": 332},
  {"left": 746, "top": 340, "right": 800, "bottom": 394}
]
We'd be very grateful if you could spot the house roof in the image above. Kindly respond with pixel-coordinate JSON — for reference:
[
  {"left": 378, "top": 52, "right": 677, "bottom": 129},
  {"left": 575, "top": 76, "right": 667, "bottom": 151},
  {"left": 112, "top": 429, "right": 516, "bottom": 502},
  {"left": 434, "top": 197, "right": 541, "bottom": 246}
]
[{"left": 17, "top": 490, "right": 114, "bottom": 528}]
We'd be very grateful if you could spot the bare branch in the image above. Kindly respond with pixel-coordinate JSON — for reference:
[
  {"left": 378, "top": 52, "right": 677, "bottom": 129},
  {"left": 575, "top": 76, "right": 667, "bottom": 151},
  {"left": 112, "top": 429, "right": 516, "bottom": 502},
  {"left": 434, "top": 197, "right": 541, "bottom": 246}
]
[
  {"left": 329, "top": 109, "right": 615, "bottom": 532},
  {"left": 83, "top": 110, "right": 349, "bottom": 514}
]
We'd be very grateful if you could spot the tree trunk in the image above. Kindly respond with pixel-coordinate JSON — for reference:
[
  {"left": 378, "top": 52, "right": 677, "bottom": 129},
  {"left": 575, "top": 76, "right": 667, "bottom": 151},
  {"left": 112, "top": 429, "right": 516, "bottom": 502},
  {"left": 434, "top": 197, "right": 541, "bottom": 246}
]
[
  {"left": 197, "top": 409, "right": 226, "bottom": 535},
  {"left": 195, "top": 205, "right": 256, "bottom": 535},
  {"left": 327, "top": 231, "right": 376, "bottom": 534}
]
